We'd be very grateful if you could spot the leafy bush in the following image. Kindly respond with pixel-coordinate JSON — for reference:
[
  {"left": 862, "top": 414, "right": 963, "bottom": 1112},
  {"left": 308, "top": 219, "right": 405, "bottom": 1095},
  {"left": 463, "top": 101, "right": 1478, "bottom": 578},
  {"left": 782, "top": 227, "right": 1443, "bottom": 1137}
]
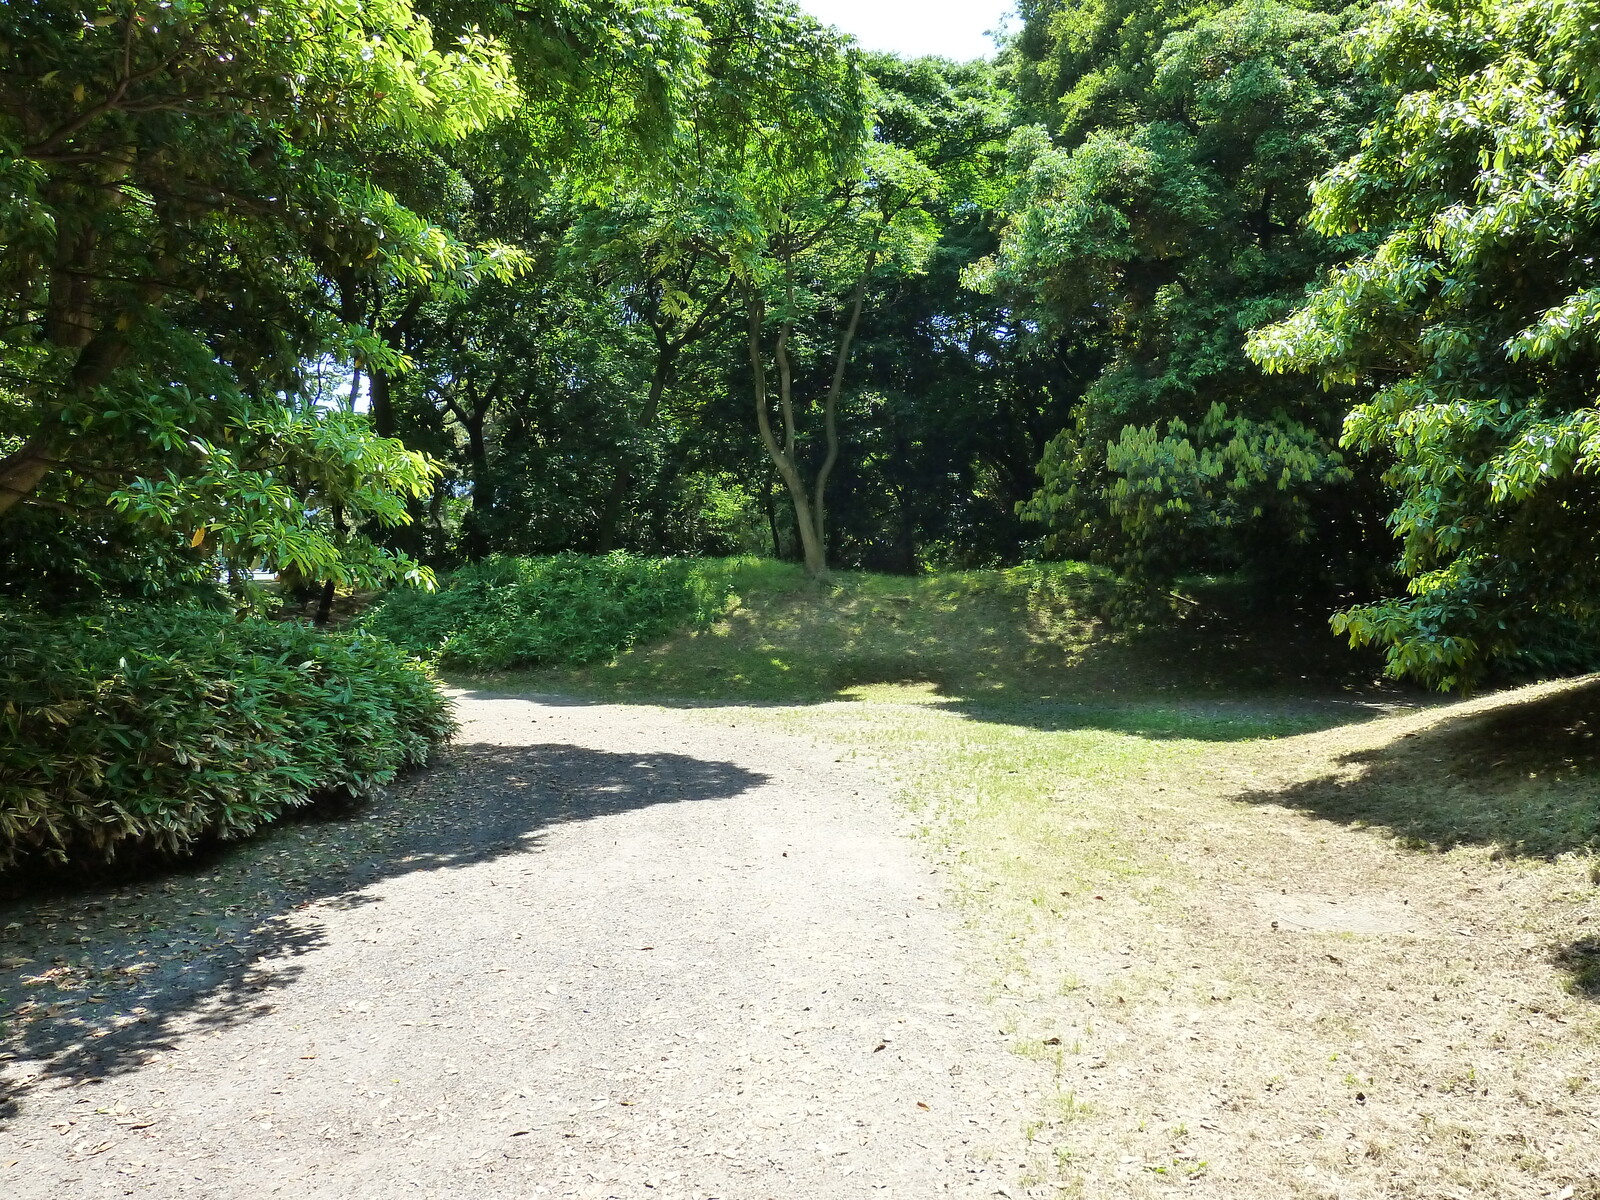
[
  {"left": 362, "top": 553, "right": 749, "bottom": 671},
  {"left": 0, "top": 607, "right": 454, "bottom": 869}
]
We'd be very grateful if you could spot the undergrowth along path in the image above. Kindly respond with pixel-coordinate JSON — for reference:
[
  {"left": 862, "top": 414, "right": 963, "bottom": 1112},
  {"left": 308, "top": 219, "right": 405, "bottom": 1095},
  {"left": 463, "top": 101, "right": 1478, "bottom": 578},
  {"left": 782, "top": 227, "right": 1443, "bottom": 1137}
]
[{"left": 0, "top": 693, "right": 1048, "bottom": 1199}]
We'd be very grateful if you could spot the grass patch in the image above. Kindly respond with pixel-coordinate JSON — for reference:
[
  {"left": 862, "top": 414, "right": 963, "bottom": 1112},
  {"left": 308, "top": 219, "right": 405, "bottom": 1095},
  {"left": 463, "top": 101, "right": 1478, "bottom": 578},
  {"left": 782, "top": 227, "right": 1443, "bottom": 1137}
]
[
  {"left": 464, "top": 559, "right": 1114, "bottom": 702},
  {"left": 462, "top": 559, "right": 1389, "bottom": 724},
  {"left": 756, "top": 676, "right": 1600, "bottom": 1197}
]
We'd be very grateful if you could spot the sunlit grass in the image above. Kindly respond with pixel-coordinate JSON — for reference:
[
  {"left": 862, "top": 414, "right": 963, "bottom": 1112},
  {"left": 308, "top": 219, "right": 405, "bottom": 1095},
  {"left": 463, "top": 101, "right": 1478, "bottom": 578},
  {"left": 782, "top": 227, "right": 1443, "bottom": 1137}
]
[{"left": 453, "top": 559, "right": 1385, "bottom": 716}]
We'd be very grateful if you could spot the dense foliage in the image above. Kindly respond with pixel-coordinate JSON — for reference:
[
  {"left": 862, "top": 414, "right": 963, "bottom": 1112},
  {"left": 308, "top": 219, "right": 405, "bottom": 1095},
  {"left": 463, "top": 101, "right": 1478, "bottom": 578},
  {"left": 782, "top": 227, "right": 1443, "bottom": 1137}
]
[
  {"left": 979, "top": 0, "right": 1391, "bottom": 601},
  {"left": 0, "top": 609, "right": 453, "bottom": 868},
  {"left": 1248, "top": 0, "right": 1600, "bottom": 687},
  {"left": 3, "top": 0, "right": 1598, "bottom": 866},
  {"left": 363, "top": 553, "right": 749, "bottom": 670},
  {"left": 0, "top": 0, "right": 525, "bottom": 593}
]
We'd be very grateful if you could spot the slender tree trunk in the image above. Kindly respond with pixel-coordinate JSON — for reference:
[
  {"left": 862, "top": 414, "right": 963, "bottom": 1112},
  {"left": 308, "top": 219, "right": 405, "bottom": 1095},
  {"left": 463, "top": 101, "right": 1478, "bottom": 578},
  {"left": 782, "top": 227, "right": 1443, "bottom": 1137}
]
[
  {"left": 369, "top": 368, "right": 395, "bottom": 437},
  {"left": 763, "top": 468, "right": 781, "bottom": 559},
  {"left": 462, "top": 415, "right": 494, "bottom": 561},
  {"left": 0, "top": 328, "right": 132, "bottom": 519},
  {"left": 0, "top": 437, "right": 58, "bottom": 519},
  {"left": 743, "top": 259, "right": 875, "bottom": 581},
  {"left": 812, "top": 256, "right": 874, "bottom": 557},
  {"left": 314, "top": 579, "right": 337, "bottom": 626},
  {"left": 314, "top": 502, "right": 348, "bottom": 625},
  {"left": 746, "top": 291, "right": 828, "bottom": 577}
]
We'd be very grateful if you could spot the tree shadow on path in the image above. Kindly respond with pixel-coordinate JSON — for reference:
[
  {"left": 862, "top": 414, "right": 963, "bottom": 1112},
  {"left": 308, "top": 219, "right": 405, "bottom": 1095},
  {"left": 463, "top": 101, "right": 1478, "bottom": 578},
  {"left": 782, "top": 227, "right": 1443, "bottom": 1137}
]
[{"left": 0, "top": 742, "right": 766, "bottom": 1125}]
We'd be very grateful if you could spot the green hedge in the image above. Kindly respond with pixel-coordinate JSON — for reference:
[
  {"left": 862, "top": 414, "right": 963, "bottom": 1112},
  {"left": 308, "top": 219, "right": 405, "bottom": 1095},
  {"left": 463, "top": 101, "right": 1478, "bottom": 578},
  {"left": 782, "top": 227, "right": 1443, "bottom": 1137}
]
[
  {"left": 362, "top": 552, "right": 744, "bottom": 671},
  {"left": 0, "top": 607, "right": 454, "bottom": 869}
]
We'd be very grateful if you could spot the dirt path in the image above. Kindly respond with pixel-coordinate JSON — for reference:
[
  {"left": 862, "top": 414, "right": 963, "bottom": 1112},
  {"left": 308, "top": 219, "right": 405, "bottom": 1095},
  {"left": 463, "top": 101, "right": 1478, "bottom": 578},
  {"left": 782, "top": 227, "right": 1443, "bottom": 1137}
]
[{"left": 0, "top": 692, "right": 1049, "bottom": 1198}]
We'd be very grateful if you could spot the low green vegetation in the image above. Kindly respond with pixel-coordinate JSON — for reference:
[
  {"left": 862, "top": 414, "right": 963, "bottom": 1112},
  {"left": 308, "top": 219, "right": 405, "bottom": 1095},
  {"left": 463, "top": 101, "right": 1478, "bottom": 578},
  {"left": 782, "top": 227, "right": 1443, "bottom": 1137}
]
[
  {"left": 362, "top": 552, "right": 783, "bottom": 671},
  {"left": 480, "top": 556, "right": 1382, "bottom": 716},
  {"left": 460, "top": 558, "right": 1116, "bottom": 702},
  {"left": 0, "top": 608, "right": 453, "bottom": 870}
]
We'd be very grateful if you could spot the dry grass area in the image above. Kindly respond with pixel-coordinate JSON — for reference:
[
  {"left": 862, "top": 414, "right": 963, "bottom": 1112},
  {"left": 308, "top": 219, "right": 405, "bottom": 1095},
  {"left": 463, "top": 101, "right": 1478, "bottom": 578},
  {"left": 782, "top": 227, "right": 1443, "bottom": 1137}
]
[
  {"left": 523, "top": 566, "right": 1600, "bottom": 1198},
  {"left": 771, "top": 681, "right": 1600, "bottom": 1199}
]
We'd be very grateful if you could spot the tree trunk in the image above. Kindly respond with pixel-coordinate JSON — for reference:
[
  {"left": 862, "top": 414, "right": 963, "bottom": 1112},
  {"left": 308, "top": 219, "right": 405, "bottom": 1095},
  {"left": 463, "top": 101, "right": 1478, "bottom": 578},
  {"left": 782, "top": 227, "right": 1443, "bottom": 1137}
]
[
  {"left": 0, "top": 437, "right": 59, "bottom": 519},
  {"left": 763, "top": 468, "right": 782, "bottom": 559},
  {"left": 369, "top": 368, "right": 396, "bottom": 438},
  {"left": 462, "top": 415, "right": 495, "bottom": 561},
  {"left": 0, "top": 326, "right": 133, "bottom": 520},
  {"left": 812, "top": 256, "right": 874, "bottom": 559},
  {"left": 313, "top": 578, "right": 337, "bottom": 626},
  {"left": 746, "top": 292, "right": 828, "bottom": 577}
]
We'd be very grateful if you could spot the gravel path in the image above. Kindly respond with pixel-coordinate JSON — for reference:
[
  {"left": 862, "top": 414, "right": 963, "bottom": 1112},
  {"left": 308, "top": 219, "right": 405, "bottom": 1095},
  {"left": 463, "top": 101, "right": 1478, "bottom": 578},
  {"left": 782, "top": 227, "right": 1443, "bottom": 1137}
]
[{"left": 1, "top": 692, "right": 1047, "bottom": 1198}]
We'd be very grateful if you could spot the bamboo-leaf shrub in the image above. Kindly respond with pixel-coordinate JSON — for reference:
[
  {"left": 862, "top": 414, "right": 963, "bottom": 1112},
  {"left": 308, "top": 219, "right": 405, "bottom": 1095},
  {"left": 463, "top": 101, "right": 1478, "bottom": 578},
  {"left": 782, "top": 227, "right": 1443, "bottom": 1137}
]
[
  {"left": 0, "top": 608, "right": 454, "bottom": 869},
  {"left": 363, "top": 553, "right": 746, "bottom": 671}
]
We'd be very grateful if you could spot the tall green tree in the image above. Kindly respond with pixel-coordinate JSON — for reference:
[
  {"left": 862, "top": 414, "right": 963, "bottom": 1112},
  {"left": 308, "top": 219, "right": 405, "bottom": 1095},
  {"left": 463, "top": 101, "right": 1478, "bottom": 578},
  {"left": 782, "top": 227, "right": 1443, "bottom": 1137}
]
[
  {"left": 572, "top": 0, "right": 880, "bottom": 578},
  {"left": 0, "top": 0, "right": 710, "bottom": 597},
  {"left": 741, "top": 135, "right": 940, "bottom": 577},
  {"left": 1248, "top": 0, "right": 1600, "bottom": 687},
  {"left": 391, "top": 1, "right": 874, "bottom": 572},
  {"left": 978, "top": 0, "right": 1387, "bottom": 600},
  {"left": 815, "top": 54, "right": 1057, "bottom": 572},
  {"left": 0, "top": 0, "right": 524, "bottom": 592}
]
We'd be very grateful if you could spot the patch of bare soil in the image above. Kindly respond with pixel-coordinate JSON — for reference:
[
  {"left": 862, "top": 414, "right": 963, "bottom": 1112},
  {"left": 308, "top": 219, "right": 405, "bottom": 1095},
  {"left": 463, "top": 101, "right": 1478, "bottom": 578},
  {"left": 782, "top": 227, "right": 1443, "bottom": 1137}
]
[{"left": 0, "top": 693, "right": 1050, "bottom": 1198}]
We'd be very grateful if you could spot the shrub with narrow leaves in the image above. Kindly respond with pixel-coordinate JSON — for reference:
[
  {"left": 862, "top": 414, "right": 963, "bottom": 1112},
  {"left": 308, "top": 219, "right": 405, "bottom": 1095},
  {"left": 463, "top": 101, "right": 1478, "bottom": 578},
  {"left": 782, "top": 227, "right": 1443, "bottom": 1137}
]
[
  {"left": 363, "top": 553, "right": 745, "bottom": 671},
  {"left": 0, "top": 607, "right": 454, "bottom": 869}
]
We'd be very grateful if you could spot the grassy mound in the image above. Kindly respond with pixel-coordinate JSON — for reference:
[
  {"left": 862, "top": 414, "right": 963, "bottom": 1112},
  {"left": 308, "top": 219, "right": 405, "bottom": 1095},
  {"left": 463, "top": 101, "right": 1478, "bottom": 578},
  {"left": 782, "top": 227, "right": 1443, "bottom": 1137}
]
[
  {"left": 0, "top": 607, "right": 453, "bottom": 870},
  {"left": 478, "top": 559, "right": 1382, "bottom": 710},
  {"left": 497, "top": 559, "right": 1114, "bottom": 702}
]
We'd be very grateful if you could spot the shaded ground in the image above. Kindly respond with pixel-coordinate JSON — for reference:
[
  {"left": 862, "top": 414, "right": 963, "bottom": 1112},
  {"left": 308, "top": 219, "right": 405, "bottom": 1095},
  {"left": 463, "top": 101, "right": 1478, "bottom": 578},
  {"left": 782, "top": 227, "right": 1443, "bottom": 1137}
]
[
  {"left": 1243, "top": 675, "right": 1600, "bottom": 856},
  {"left": 0, "top": 695, "right": 1050, "bottom": 1198}
]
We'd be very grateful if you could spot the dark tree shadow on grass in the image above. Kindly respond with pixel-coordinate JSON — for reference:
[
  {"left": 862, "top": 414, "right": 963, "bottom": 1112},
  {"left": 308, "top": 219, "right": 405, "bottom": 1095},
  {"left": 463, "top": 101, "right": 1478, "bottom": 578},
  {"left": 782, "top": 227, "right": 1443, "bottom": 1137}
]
[
  {"left": 1236, "top": 677, "right": 1600, "bottom": 859},
  {"left": 0, "top": 743, "right": 766, "bottom": 1126},
  {"left": 1555, "top": 938, "right": 1600, "bottom": 998}
]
